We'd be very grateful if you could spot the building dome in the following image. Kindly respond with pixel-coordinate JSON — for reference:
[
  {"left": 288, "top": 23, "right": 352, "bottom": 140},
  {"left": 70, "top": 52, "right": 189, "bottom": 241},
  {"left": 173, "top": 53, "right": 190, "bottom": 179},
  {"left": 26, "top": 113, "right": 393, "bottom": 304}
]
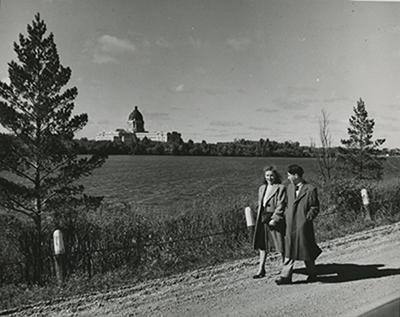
[
  {"left": 128, "top": 106, "right": 145, "bottom": 132},
  {"left": 128, "top": 106, "right": 144, "bottom": 121}
]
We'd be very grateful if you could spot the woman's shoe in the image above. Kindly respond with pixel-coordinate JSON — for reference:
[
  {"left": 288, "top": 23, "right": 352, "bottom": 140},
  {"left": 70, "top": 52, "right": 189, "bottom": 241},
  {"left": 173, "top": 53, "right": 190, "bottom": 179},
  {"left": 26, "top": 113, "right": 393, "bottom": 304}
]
[{"left": 252, "top": 269, "right": 266, "bottom": 279}]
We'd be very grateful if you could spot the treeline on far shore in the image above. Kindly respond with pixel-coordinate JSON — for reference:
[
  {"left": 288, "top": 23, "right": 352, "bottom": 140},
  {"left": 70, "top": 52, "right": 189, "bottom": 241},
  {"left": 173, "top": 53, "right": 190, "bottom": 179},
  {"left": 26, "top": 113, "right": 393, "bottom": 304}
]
[
  {"left": 74, "top": 134, "right": 400, "bottom": 157},
  {"left": 75, "top": 136, "right": 311, "bottom": 157}
]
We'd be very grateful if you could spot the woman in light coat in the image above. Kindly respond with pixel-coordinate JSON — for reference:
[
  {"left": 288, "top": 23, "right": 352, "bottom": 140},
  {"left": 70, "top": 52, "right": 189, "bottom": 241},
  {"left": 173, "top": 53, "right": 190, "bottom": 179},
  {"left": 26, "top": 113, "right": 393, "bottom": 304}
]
[{"left": 252, "top": 166, "right": 286, "bottom": 278}]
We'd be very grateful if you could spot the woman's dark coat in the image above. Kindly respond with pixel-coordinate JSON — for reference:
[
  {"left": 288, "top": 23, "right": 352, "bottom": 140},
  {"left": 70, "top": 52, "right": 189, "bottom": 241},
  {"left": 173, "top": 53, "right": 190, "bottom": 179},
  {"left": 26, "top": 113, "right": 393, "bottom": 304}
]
[
  {"left": 285, "top": 182, "right": 322, "bottom": 261},
  {"left": 253, "top": 184, "right": 286, "bottom": 252}
]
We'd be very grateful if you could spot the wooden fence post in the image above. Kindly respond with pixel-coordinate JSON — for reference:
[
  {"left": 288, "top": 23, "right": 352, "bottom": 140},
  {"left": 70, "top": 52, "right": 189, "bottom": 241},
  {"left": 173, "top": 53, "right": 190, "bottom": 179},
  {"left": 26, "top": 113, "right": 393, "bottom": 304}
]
[{"left": 53, "top": 229, "right": 65, "bottom": 286}]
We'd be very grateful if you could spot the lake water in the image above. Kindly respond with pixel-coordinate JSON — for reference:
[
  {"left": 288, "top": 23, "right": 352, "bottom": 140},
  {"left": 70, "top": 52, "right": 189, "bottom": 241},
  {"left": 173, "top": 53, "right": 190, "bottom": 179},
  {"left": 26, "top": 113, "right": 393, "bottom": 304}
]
[
  {"left": 81, "top": 156, "right": 321, "bottom": 209},
  {"left": 3, "top": 155, "right": 400, "bottom": 214},
  {"left": 81, "top": 155, "right": 400, "bottom": 211}
]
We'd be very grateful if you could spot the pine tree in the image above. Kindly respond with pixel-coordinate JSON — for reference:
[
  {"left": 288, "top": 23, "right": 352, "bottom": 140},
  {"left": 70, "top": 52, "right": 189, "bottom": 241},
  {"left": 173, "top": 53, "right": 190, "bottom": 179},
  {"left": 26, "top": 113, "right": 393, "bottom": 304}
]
[
  {"left": 338, "top": 98, "right": 385, "bottom": 180},
  {"left": 0, "top": 14, "right": 106, "bottom": 283}
]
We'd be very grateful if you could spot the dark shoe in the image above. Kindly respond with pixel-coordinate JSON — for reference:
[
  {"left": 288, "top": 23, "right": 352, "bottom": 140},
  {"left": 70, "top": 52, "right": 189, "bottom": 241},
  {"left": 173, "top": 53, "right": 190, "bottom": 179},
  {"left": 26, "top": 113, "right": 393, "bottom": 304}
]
[
  {"left": 252, "top": 270, "right": 266, "bottom": 279},
  {"left": 275, "top": 277, "right": 292, "bottom": 285},
  {"left": 306, "top": 274, "right": 318, "bottom": 283}
]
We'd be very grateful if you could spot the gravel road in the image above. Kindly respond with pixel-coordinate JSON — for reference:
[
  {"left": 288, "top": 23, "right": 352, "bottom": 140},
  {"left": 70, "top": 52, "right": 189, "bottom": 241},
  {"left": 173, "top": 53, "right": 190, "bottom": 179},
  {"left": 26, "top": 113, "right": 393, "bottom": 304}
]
[{"left": 7, "top": 222, "right": 400, "bottom": 317}]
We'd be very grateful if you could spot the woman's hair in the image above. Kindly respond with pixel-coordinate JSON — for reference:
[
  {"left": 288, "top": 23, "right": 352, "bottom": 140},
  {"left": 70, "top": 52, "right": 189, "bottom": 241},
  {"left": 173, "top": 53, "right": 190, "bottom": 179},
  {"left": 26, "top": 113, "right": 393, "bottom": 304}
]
[{"left": 263, "top": 165, "right": 282, "bottom": 184}]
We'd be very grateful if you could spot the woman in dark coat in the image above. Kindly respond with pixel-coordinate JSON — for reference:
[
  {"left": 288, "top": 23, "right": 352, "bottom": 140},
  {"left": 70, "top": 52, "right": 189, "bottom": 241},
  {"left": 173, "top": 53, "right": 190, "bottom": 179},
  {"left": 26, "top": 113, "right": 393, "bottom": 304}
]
[{"left": 252, "top": 166, "right": 286, "bottom": 278}]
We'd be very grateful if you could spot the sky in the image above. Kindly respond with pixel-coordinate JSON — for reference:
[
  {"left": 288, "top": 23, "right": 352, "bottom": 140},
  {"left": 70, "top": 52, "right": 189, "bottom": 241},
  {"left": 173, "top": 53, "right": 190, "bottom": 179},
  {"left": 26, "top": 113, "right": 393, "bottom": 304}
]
[{"left": 1, "top": 0, "right": 400, "bottom": 147}]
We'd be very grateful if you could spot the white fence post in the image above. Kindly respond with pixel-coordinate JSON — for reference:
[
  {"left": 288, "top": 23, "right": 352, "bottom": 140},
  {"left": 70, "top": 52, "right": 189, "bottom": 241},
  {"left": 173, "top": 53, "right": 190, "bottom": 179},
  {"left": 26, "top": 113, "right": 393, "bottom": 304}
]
[
  {"left": 244, "top": 207, "right": 255, "bottom": 241},
  {"left": 53, "top": 229, "right": 65, "bottom": 285},
  {"left": 360, "top": 188, "right": 372, "bottom": 221}
]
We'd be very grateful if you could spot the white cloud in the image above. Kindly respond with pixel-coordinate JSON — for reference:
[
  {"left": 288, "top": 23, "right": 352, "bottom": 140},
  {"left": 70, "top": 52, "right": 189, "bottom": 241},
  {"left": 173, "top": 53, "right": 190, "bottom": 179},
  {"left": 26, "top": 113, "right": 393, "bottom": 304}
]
[
  {"left": 194, "top": 67, "right": 208, "bottom": 75},
  {"left": 226, "top": 37, "right": 251, "bottom": 51},
  {"left": 98, "top": 35, "right": 136, "bottom": 53},
  {"left": 175, "top": 84, "right": 185, "bottom": 92},
  {"left": 273, "top": 97, "right": 316, "bottom": 110},
  {"left": 93, "top": 53, "right": 117, "bottom": 64},
  {"left": 142, "top": 39, "right": 152, "bottom": 48},
  {"left": 92, "top": 35, "right": 136, "bottom": 64},
  {"left": 147, "top": 112, "right": 171, "bottom": 120},
  {"left": 155, "top": 38, "right": 172, "bottom": 48},
  {"left": 210, "top": 121, "right": 242, "bottom": 127},
  {"left": 249, "top": 126, "right": 271, "bottom": 131},
  {"left": 286, "top": 86, "right": 318, "bottom": 96},
  {"left": 189, "top": 37, "right": 203, "bottom": 49},
  {"left": 255, "top": 107, "right": 278, "bottom": 113}
]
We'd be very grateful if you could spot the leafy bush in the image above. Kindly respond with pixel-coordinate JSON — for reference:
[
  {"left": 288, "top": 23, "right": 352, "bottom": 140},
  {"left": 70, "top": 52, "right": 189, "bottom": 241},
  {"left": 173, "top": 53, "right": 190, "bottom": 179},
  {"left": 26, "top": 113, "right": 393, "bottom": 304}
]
[{"left": 320, "top": 178, "right": 366, "bottom": 224}]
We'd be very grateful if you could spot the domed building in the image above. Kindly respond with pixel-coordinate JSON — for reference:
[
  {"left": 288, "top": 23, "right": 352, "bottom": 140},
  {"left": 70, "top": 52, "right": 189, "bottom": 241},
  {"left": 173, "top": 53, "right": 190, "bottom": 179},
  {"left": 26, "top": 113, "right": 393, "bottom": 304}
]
[
  {"left": 96, "top": 106, "right": 167, "bottom": 142},
  {"left": 128, "top": 106, "right": 145, "bottom": 133}
]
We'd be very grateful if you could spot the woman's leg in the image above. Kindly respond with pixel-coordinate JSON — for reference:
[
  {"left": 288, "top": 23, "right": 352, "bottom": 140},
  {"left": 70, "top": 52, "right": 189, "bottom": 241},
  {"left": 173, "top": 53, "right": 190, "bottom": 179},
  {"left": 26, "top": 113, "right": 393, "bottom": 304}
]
[
  {"left": 258, "top": 249, "right": 267, "bottom": 274},
  {"left": 253, "top": 249, "right": 267, "bottom": 278}
]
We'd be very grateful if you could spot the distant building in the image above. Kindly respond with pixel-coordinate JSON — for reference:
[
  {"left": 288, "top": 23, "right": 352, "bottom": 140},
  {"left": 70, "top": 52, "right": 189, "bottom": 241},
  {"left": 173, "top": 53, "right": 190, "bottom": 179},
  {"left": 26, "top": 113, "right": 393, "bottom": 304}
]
[
  {"left": 127, "top": 106, "right": 145, "bottom": 133},
  {"left": 96, "top": 106, "right": 167, "bottom": 142},
  {"left": 136, "top": 131, "right": 167, "bottom": 142},
  {"left": 95, "top": 129, "right": 130, "bottom": 142},
  {"left": 95, "top": 131, "right": 121, "bottom": 142}
]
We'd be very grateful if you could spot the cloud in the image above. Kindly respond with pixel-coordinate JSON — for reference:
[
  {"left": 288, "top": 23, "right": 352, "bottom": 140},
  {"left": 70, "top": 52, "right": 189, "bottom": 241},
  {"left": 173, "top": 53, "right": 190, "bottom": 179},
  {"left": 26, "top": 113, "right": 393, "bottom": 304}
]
[
  {"left": 189, "top": 36, "right": 204, "bottom": 49},
  {"left": 168, "top": 85, "right": 196, "bottom": 94},
  {"left": 98, "top": 35, "right": 136, "bottom": 53},
  {"left": 175, "top": 84, "right": 185, "bottom": 92},
  {"left": 146, "top": 112, "right": 171, "bottom": 120},
  {"left": 364, "top": 24, "right": 400, "bottom": 42},
  {"left": 286, "top": 86, "right": 318, "bottom": 96},
  {"left": 203, "top": 87, "right": 226, "bottom": 96},
  {"left": 207, "top": 127, "right": 227, "bottom": 132},
  {"left": 255, "top": 107, "right": 278, "bottom": 113},
  {"left": 384, "top": 104, "right": 400, "bottom": 111},
  {"left": 376, "top": 114, "right": 400, "bottom": 123},
  {"left": 293, "top": 113, "right": 318, "bottom": 121},
  {"left": 97, "top": 119, "right": 115, "bottom": 125},
  {"left": 210, "top": 121, "right": 242, "bottom": 127},
  {"left": 93, "top": 53, "right": 117, "bottom": 64},
  {"left": 194, "top": 67, "right": 208, "bottom": 75},
  {"left": 322, "top": 96, "right": 349, "bottom": 103},
  {"left": 210, "top": 132, "right": 237, "bottom": 139},
  {"left": 272, "top": 97, "right": 315, "bottom": 110},
  {"left": 92, "top": 35, "right": 136, "bottom": 64},
  {"left": 155, "top": 38, "right": 173, "bottom": 48},
  {"left": 384, "top": 25, "right": 400, "bottom": 35},
  {"left": 249, "top": 126, "right": 271, "bottom": 131},
  {"left": 142, "top": 39, "right": 152, "bottom": 49},
  {"left": 169, "top": 85, "right": 243, "bottom": 96},
  {"left": 226, "top": 37, "right": 251, "bottom": 51}
]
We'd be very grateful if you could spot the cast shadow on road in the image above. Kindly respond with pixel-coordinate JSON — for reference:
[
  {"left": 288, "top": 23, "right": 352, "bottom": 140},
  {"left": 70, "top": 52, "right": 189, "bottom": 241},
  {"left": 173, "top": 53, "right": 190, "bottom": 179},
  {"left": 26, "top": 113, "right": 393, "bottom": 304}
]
[{"left": 292, "top": 263, "right": 400, "bottom": 284}]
